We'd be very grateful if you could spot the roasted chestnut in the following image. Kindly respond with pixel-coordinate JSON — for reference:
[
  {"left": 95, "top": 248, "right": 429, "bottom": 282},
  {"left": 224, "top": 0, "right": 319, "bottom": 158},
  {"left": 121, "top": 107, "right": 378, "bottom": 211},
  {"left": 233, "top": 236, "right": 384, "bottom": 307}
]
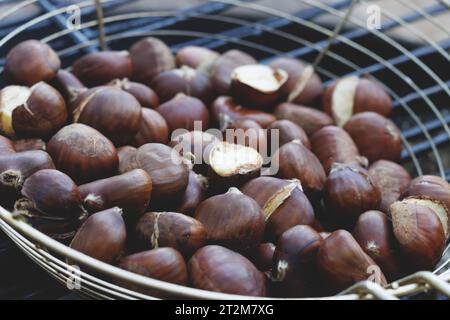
[
  {"left": 69, "top": 207, "right": 126, "bottom": 264},
  {"left": 129, "top": 37, "right": 175, "bottom": 85},
  {"left": 4, "top": 40, "right": 60, "bottom": 86},
  {"left": 353, "top": 210, "right": 404, "bottom": 281},
  {"left": 110, "top": 78, "right": 159, "bottom": 109},
  {"left": 133, "top": 211, "right": 206, "bottom": 256},
  {"left": 324, "top": 163, "right": 381, "bottom": 228},
  {"left": 210, "top": 49, "right": 257, "bottom": 94},
  {"left": 50, "top": 70, "right": 86, "bottom": 104},
  {"left": 271, "top": 225, "right": 323, "bottom": 297},
  {"left": 311, "top": 125, "right": 366, "bottom": 174},
  {"left": 131, "top": 108, "right": 169, "bottom": 147},
  {"left": 188, "top": 245, "right": 266, "bottom": 296},
  {"left": 14, "top": 138, "right": 46, "bottom": 153},
  {"left": 212, "top": 96, "right": 276, "bottom": 129},
  {"left": 222, "top": 119, "right": 267, "bottom": 152},
  {"left": 195, "top": 188, "right": 265, "bottom": 250},
  {"left": 47, "top": 124, "right": 118, "bottom": 184},
  {"left": 272, "top": 140, "right": 326, "bottom": 195},
  {"left": 267, "top": 119, "right": 310, "bottom": 149},
  {"left": 230, "top": 64, "right": 287, "bottom": 109},
  {"left": 72, "top": 51, "right": 132, "bottom": 87},
  {"left": 72, "top": 86, "right": 142, "bottom": 146},
  {"left": 317, "top": 229, "right": 387, "bottom": 294},
  {"left": 0, "top": 135, "right": 15, "bottom": 155},
  {"left": 274, "top": 103, "right": 333, "bottom": 136},
  {"left": 344, "top": 112, "right": 402, "bottom": 163},
  {"left": 0, "top": 82, "right": 67, "bottom": 138},
  {"left": 175, "top": 46, "right": 219, "bottom": 69},
  {"left": 241, "top": 177, "right": 315, "bottom": 241},
  {"left": 156, "top": 93, "right": 209, "bottom": 132},
  {"left": 323, "top": 76, "right": 392, "bottom": 127},
  {"left": 390, "top": 197, "right": 448, "bottom": 271},
  {"left": 368, "top": 160, "right": 412, "bottom": 213},
  {"left": 79, "top": 169, "right": 152, "bottom": 219},
  {"left": 269, "top": 57, "right": 323, "bottom": 106},
  {"left": 174, "top": 171, "right": 208, "bottom": 216},
  {"left": 151, "top": 66, "right": 215, "bottom": 104}
]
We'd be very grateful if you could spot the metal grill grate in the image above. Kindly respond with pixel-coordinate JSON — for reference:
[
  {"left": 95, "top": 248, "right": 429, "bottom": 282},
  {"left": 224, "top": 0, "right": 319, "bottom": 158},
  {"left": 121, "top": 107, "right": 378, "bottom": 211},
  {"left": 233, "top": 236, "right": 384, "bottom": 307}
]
[{"left": 0, "top": 0, "right": 450, "bottom": 299}]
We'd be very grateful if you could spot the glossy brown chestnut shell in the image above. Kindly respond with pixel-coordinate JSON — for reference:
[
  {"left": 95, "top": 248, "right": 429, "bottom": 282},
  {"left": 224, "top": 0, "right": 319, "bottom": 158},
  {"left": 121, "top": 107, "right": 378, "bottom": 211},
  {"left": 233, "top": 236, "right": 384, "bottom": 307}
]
[
  {"left": 249, "top": 242, "right": 276, "bottom": 272},
  {"left": 0, "top": 135, "right": 15, "bottom": 155},
  {"left": 14, "top": 138, "right": 46, "bottom": 153},
  {"left": 174, "top": 171, "right": 208, "bottom": 216},
  {"left": 50, "top": 70, "right": 86, "bottom": 104},
  {"left": 117, "top": 146, "right": 137, "bottom": 174},
  {"left": 267, "top": 119, "right": 310, "bottom": 149},
  {"left": 195, "top": 188, "right": 265, "bottom": 250},
  {"left": 131, "top": 108, "right": 169, "bottom": 147},
  {"left": 4, "top": 40, "right": 60, "bottom": 86},
  {"left": 132, "top": 211, "right": 206, "bottom": 256},
  {"left": 110, "top": 78, "right": 159, "bottom": 109},
  {"left": 188, "top": 245, "right": 266, "bottom": 296},
  {"left": 175, "top": 46, "right": 219, "bottom": 69},
  {"left": 241, "top": 177, "right": 315, "bottom": 241},
  {"left": 47, "top": 124, "right": 118, "bottom": 184},
  {"left": 344, "top": 112, "right": 402, "bottom": 163}
]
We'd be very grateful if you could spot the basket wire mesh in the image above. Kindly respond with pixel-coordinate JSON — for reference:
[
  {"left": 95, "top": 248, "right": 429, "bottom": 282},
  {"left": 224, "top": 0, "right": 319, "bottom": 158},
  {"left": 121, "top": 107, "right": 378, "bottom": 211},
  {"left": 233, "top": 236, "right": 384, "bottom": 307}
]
[{"left": 0, "top": 0, "right": 450, "bottom": 299}]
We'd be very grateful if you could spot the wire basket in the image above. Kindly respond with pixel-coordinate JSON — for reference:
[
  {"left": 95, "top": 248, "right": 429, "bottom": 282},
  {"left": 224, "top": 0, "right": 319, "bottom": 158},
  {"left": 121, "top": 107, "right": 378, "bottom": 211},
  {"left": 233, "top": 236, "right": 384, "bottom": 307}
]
[{"left": 1, "top": 0, "right": 450, "bottom": 300}]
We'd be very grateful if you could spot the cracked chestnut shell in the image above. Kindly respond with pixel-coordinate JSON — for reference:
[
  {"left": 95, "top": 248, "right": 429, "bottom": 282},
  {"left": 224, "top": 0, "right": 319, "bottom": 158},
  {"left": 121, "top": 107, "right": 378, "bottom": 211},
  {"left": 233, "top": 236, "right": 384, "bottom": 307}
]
[
  {"left": 110, "top": 78, "right": 159, "bottom": 109},
  {"left": 267, "top": 119, "right": 310, "bottom": 149},
  {"left": 175, "top": 46, "right": 219, "bottom": 69},
  {"left": 72, "top": 51, "right": 132, "bottom": 87},
  {"left": 323, "top": 76, "right": 392, "bottom": 127},
  {"left": 324, "top": 163, "right": 381, "bottom": 228},
  {"left": 131, "top": 108, "right": 169, "bottom": 147},
  {"left": 311, "top": 125, "right": 366, "bottom": 174},
  {"left": 317, "top": 229, "right": 387, "bottom": 294},
  {"left": 344, "top": 112, "right": 402, "bottom": 163},
  {"left": 4, "top": 40, "right": 60, "bottom": 86},
  {"left": 188, "top": 245, "right": 266, "bottom": 296},
  {"left": 129, "top": 37, "right": 175, "bottom": 85},
  {"left": 72, "top": 86, "right": 142, "bottom": 146},
  {"left": 69, "top": 207, "right": 126, "bottom": 264},
  {"left": 47, "top": 124, "right": 118, "bottom": 184},
  {"left": 79, "top": 169, "right": 152, "bottom": 219},
  {"left": 0, "top": 82, "right": 67, "bottom": 138},
  {"left": 353, "top": 210, "right": 404, "bottom": 281},
  {"left": 195, "top": 188, "right": 265, "bottom": 250},
  {"left": 274, "top": 103, "right": 333, "bottom": 137},
  {"left": 132, "top": 211, "right": 206, "bottom": 256},
  {"left": 390, "top": 197, "right": 448, "bottom": 271},
  {"left": 368, "top": 160, "right": 411, "bottom": 213},
  {"left": 241, "top": 177, "right": 315, "bottom": 241}
]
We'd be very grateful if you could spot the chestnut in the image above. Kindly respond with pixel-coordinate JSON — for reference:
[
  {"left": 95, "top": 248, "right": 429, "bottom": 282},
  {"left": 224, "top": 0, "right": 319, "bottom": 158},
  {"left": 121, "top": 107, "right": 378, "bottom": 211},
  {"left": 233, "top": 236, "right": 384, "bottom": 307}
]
[
  {"left": 47, "top": 124, "right": 118, "bottom": 184},
  {"left": 0, "top": 82, "right": 67, "bottom": 138},
  {"left": 317, "top": 230, "right": 387, "bottom": 294},
  {"left": 390, "top": 197, "right": 448, "bottom": 271},
  {"left": 268, "top": 57, "right": 323, "bottom": 106},
  {"left": 230, "top": 64, "right": 288, "bottom": 109},
  {"left": 132, "top": 211, "right": 206, "bottom": 256},
  {"left": 249, "top": 242, "right": 276, "bottom": 272},
  {"left": 72, "top": 86, "right": 142, "bottom": 146},
  {"left": 14, "top": 138, "right": 46, "bottom": 153},
  {"left": 110, "top": 78, "right": 159, "bottom": 109},
  {"left": 210, "top": 49, "right": 257, "bottom": 94},
  {"left": 267, "top": 119, "right": 310, "bottom": 149},
  {"left": 156, "top": 93, "right": 209, "bottom": 132},
  {"left": 323, "top": 76, "right": 392, "bottom": 127},
  {"left": 50, "top": 70, "right": 86, "bottom": 104},
  {"left": 131, "top": 108, "right": 169, "bottom": 147},
  {"left": 0, "top": 135, "right": 15, "bottom": 155},
  {"left": 188, "top": 245, "right": 266, "bottom": 296},
  {"left": 69, "top": 207, "right": 126, "bottom": 264},
  {"left": 174, "top": 171, "right": 208, "bottom": 216},
  {"left": 274, "top": 103, "right": 333, "bottom": 136},
  {"left": 271, "top": 225, "right": 323, "bottom": 297},
  {"left": 194, "top": 188, "right": 265, "bottom": 250},
  {"left": 151, "top": 66, "right": 215, "bottom": 104},
  {"left": 175, "top": 46, "right": 219, "bottom": 69},
  {"left": 222, "top": 119, "right": 267, "bottom": 152},
  {"left": 207, "top": 142, "right": 263, "bottom": 193},
  {"left": 119, "top": 143, "right": 189, "bottom": 207},
  {"left": 272, "top": 140, "right": 326, "bottom": 195},
  {"left": 79, "top": 169, "right": 152, "bottom": 219},
  {"left": 117, "top": 248, "right": 188, "bottom": 295},
  {"left": 129, "top": 37, "right": 175, "bottom": 85},
  {"left": 241, "top": 177, "right": 315, "bottom": 241},
  {"left": 368, "top": 160, "right": 412, "bottom": 213},
  {"left": 212, "top": 96, "right": 276, "bottom": 129},
  {"left": 324, "top": 163, "right": 381, "bottom": 228},
  {"left": 353, "top": 210, "right": 404, "bottom": 281},
  {"left": 72, "top": 51, "right": 132, "bottom": 87},
  {"left": 4, "top": 40, "right": 60, "bottom": 86},
  {"left": 344, "top": 112, "right": 402, "bottom": 163},
  {"left": 311, "top": 125, "right": 366, "bottom": 174},
  {"left": 117, "top": 146, "right": 137, "bottom": 174}
]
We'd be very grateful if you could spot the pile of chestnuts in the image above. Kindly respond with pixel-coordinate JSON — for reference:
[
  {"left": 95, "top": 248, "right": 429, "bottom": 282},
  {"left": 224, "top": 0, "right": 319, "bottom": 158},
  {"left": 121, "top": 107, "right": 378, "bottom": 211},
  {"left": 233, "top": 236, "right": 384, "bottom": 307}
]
[{"left": 0, "top": 38, "right": 449, "bottom": 298}]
